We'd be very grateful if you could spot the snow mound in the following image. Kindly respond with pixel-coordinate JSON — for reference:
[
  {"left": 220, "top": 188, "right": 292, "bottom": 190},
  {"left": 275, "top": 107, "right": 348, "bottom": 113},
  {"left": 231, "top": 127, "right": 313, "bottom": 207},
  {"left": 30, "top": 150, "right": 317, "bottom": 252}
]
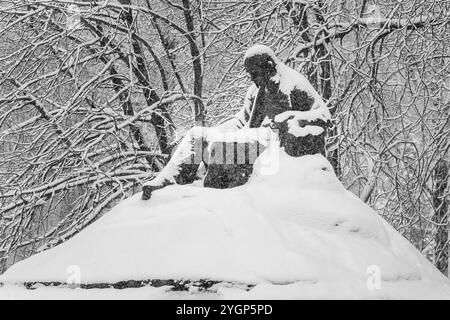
[{"left": 1, "top": 149, "right": 450, "bottom": 299}]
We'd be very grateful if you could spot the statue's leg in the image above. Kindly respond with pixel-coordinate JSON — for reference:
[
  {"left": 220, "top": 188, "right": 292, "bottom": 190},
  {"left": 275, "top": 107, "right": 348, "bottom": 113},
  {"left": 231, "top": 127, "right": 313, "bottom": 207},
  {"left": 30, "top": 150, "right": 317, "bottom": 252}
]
[
  {"left": 274, "top": 117, "right": 328, "bottom": 157},
  {"left": 203, "top": 138, "right": 263, "bottom": 189},
  {"left": 142, "top": 127, "right": 209, "bottom": 200}
]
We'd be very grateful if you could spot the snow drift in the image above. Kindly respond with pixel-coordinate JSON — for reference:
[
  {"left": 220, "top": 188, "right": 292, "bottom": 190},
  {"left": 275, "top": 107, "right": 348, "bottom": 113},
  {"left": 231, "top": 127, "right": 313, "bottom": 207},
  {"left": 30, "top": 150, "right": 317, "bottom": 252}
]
[{"left": 1, "top": 148, "right": 450, "bottom": 299}]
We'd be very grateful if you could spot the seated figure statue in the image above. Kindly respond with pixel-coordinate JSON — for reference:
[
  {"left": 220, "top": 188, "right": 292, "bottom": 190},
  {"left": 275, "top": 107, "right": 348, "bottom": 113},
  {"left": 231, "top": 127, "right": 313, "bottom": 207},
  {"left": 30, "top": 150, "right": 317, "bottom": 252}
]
[{"left": 142, "top": 44, "right": 331, "bottom": 200}]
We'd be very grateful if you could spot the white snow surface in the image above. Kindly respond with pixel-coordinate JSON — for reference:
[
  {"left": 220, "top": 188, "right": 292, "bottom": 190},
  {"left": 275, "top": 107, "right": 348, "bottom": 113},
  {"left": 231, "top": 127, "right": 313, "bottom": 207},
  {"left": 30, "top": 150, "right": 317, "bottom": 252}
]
[
  {"left": 285, "top": 125, "right": 324, "bottom": 137},
  {"left": 1, "top": 148, "right": 450, "bottom": 299},
  {"left": 244, "top": 44, "right": 278, "bottom": 62}
]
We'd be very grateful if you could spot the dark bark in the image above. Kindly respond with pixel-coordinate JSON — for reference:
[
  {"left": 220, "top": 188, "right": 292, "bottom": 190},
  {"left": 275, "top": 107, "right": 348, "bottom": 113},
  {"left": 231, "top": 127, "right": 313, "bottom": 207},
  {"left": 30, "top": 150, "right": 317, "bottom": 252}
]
[
  {"left": 313, "top": 2, "right": 340, "bottom": 178},
  {"left": 181, "top": 0, "right": 205, "bottom": 126},
  {"left": 92, "top": 23, "right": 158, "bottom": 170},
  {"left": 432, "top": 159, "right": 449, "bottom": 276},
  {"left": 98, "top": 2, "right": 174, "bottom": 155},
  {"left": 147, "top": 0, "right": 187, "bottom": 93},
  {"left": 118, "top": 6, "right": 174, "bottom": 156}
]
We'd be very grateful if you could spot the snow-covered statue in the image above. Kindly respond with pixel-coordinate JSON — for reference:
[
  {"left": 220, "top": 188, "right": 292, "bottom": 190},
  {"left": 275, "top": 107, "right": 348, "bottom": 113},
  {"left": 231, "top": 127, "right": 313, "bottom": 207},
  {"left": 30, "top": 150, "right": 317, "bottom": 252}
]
[
  {"left": 216, "top": 45, "right": 330, "bottom": 130},
  {"left": 142, "top": 44, "right": 331, "bottom": 200}
]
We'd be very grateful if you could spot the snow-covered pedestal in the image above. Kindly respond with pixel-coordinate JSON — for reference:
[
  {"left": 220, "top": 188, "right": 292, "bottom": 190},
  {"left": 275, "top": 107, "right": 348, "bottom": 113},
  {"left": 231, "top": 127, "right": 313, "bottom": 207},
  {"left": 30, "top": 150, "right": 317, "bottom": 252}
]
[{"left": 1, "top": 148, "right": 450, "bottom": 299}]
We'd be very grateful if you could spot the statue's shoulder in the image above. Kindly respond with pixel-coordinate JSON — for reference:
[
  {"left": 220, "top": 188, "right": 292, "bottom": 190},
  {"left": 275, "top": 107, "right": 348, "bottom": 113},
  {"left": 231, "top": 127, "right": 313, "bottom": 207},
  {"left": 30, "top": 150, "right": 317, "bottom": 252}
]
[
  {"left": 277, "top": 63, "right": 313, "bottom": 94},
  {"left": 274, "top": 63, "right": 330, "bottom": 113}
]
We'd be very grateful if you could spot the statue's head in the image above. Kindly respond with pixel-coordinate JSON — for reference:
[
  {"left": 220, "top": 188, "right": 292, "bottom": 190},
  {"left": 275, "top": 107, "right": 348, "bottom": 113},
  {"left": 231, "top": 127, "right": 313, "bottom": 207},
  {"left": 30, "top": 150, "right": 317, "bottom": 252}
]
[{"left": 244, "top": 45, "right": 278, "bottom": 88}]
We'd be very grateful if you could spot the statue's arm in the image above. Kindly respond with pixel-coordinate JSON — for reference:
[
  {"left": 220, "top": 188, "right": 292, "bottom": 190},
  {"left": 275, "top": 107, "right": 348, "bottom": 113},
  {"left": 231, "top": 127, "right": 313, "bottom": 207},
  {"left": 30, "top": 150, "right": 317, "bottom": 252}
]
[
  {"left": 215, "top": 84, "right": 257, "bottom": 131},
  {"left": 287, "top": 87, "right": 332, "bottom": 128}
]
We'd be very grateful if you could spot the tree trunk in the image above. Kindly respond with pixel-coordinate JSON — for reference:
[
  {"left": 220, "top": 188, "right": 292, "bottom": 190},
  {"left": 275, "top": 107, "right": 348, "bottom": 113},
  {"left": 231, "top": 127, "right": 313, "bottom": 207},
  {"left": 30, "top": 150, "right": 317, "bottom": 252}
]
[
  {"left": 119, "top": 2, "right": 174, "bottom": 156},
  {"left": 432, "top": 158, "right": 449, "bottom": 276},
  {"left": 181, "top": 0, "right": 205, "bottom": 126}
]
